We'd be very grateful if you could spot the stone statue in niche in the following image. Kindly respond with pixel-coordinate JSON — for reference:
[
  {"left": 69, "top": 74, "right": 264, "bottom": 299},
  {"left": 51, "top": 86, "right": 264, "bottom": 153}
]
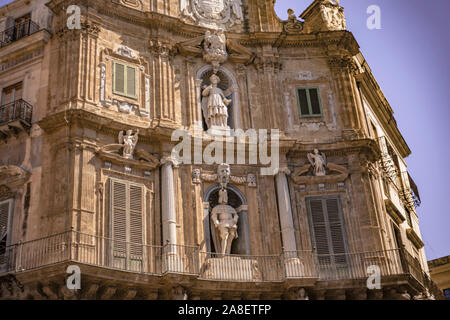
[
  {"left": 211, "top": 188, "right": 239, "bottom": 255},
  {"left": 284, "top": 9, "right": 303, "bottom": 33},
  {"left": 202, "top": 74, "right": 231, "bottom": 129},
  {"left": 118, "top": 129, "right": 139, "bottom": 159},
  {"left": 211, "top": 163, "right": 238, "bottom": 255},
  {"left": 307, "top": 149, "right": 327, "bottom": 176}
]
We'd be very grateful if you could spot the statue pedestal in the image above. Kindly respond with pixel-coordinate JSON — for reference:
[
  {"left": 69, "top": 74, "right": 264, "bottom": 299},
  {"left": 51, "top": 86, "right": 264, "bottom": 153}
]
[
  {"left": 207, "top": 126, "right": 231, "bottom": 136},
  {"left": 201, "top": 256, "right": 261, "bottom": 281}
]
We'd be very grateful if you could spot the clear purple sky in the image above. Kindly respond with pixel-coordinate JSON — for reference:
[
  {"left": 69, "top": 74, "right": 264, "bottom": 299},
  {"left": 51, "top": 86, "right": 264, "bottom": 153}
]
[{"left": 1, "top": 0, "right": 448, "bottom": 260}]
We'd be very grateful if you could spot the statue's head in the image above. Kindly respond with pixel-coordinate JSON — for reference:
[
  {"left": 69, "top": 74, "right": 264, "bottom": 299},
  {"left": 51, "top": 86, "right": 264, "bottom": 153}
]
[
  {"left": 218, "top": 163, "right": 231, "bottom": 185},
  {"left": 287, "top": 8, "right": 294, "bottom": 15},
  {"left": 210, "top": 74, "right": 220, "bottom": 85},
  {"left": 127, "top": 129, "right": 133, "bottom": 136},
  {"left": 313, "top": 149, "right": 319, "bottom": 154}
]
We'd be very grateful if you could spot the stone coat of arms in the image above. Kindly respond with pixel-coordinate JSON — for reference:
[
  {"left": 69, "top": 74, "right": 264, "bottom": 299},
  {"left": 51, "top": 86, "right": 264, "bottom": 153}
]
[{"left": 181, "top": 0, "right": 244, "bottom": 29}]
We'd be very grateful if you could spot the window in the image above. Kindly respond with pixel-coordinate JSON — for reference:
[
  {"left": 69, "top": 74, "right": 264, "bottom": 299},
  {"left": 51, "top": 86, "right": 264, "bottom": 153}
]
[
  {"left": 307, "top": 196, "right": 348, "bottom": 277},
  {"left": 0, "top": 199, "right": 13, "bottom": 267},
  {"left": 113, "top": 62, "right": 138, "bottom": 99},
  {"left": 109, "top": 178, "right": 144, "bottom": 272},
  {"left": 1, "top": 82, "right": 22, "bottom": 105},
  {"left": 444, "top": 289, "right": 450, "bottom": 300},
  {"left": 405, "top": 208, "right": 413, "bottom": 228},
  {"left": 296, "top": 87, "right": 322, "bottom": 117}
]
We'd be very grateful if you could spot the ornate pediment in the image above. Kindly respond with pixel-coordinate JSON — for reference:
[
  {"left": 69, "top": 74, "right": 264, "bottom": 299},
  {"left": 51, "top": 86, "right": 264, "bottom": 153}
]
[
  {"left": 97, "top": 130, "right": 159, "bottom": 170},
  {"left": 291, "top": 162, "right": 349, "bottom": 185},
  {"left": 176, "top": 35, "right": 255, "bottom": 65}
]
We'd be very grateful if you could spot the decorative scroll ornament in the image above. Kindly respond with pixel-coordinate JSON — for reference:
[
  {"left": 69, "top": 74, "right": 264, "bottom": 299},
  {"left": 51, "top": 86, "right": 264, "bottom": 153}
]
[
  {"left": 191, "top": 164, "right": 256, "bottom": 187},
  {"left": 284, "top": 9, "right": 303, "bottom": 33},
  {"left": 203, "top": 29, "right": 228, "bottom": 73},
  {"left": 181, "top": 0, "right": 244, "bottom": 29}
]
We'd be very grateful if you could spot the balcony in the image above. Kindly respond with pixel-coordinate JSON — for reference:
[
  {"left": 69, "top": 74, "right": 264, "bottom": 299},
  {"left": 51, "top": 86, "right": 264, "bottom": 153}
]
[
  {"left": 0, "top": 231, "right": 430, "bottom": 288},
  {"left": 0, "top": 99, "right": 33, "bottom": 136},
  {"left": 0, "top": 20, "right": 40, "bottom": 48}
]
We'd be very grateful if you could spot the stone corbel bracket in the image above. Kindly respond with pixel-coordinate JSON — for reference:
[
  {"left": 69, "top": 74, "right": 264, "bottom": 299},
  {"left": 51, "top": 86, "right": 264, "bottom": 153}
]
[
  {"left": 192, "top": 169, "right": 257, "bottom": 188},
  {"left": 0, "top": 165, "right": 31, "bottom": 189},
  {"left": 96, "top": 146, "right": 159, "bottom": 171},
  {"left": 291, "top": 163, "right": 349, "bottom": 185}
]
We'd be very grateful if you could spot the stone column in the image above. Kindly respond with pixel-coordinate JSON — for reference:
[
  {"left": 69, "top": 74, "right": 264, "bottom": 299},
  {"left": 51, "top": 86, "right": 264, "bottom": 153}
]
[
  {"left": 161, "top": 156, "right": 178, "bottom": 255},
  {"left": 275, "top": 168, "right": 297, "bottom": 255}
]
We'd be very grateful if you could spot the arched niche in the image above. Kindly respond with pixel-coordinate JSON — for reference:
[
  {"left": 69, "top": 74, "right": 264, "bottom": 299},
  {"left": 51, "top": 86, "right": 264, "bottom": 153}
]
[
  {"left": 202, "top": 184, "right": 250, "bottom": 255},
  {"left": 196, "top": 65, "right": 241, "bottom": 131}
]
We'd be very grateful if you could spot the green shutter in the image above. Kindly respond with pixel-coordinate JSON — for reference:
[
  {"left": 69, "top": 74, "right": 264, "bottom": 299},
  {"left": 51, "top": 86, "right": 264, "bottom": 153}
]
[
  {"left": 308, "top": 196, "right": 348, "bottom": 278},
  {"left": 297, "top": 87, "right": 322, "bottom": 117},
  {"left": 109, "top": 179, "right": 144, "bottom": 271},
  {"left": 114, "top": 62, "right": 125, "bottom": 95},
  {"left": 126, "top": 66, "right": 136, "bottom": 98},
  {"left": 113, "top": 62, "right": 137, "bottom": 99}
]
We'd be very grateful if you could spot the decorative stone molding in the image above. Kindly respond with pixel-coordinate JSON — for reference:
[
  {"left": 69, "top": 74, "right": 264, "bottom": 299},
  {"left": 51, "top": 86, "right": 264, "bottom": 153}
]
[
  {"left": 115, "top": 45, "right": 137, "bottom": 59},
  {"left": 283, "top": 9, "right": 303, "bottom": 34},
  {"left": 406, "top": 228, "right": 425, "bottom": 249},
  {"left": 0, "top": 165, "right": 31, "bottom": 189},
  {"left": 191, "top": 168, "right": 257, "bottom": 187},
  {"left": 291, "top": 162, "right": 349, "bottom": 185}
]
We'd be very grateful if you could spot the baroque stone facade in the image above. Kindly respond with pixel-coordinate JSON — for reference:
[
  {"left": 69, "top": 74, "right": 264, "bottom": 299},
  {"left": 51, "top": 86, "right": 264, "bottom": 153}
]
[{"left": 0, "top": 0, "right": 443, "bottom": 300}]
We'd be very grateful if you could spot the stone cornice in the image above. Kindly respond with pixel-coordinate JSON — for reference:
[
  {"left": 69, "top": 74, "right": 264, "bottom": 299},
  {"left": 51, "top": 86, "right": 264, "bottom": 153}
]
[
  {"left": 406, "top": 228, "right": 424, "bottom": 250},
  {"left": 355, "top": 55, "right": 411, "bottom": 158}
]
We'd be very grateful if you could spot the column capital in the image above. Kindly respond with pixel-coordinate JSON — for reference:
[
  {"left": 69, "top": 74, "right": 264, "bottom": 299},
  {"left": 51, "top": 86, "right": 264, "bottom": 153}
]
[{"left": 161, "top": 155, "right": 181, "bottom": 168}]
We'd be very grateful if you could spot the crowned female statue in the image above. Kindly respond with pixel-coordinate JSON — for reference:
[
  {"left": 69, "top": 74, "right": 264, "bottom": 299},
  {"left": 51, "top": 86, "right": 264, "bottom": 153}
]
[{"left": 201, "top": 74, "right": 231, "bottom": 129}]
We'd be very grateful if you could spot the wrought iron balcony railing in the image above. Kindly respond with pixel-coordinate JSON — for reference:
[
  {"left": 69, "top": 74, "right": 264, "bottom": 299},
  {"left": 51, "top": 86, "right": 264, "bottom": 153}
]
[
  {"left": 0, "top": 99, "right": 33, "bottom": 133},
  {"left": 0, "top": 20, "right": 40, "bottom": 48},
  {"left": 0, "top": 231, "right": 428, "bottom": 285}
]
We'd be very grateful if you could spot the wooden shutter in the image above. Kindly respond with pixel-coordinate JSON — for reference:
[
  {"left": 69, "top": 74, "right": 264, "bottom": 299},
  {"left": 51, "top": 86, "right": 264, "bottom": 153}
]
[
  {"left": 309, "top": 88, "right": 321, "bottom": 115},
  {"left": 109, "top": 179, "right": 144, "bottom": 271},
  {"left": 308, "top": 197, "right": 347, "bottom": 271},
  {"left": 126, "top": 66, "right": 136, "bottom": 98},
  {"left": 111, "top": 180, "right": 127, "bottom": 269},
  {"left": 0, "top": 200, "right": 11, "bottom": 265},
  {"left": 114, "top": 62, "right": 125, "bottom": 95},
  {"left": 297, "top": 88, "right": 309, "bottom": 116}
]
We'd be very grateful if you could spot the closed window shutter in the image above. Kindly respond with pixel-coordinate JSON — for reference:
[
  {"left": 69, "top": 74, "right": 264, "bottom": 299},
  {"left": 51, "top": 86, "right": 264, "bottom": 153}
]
[
  {"left": 297, "top": 89, "right": 309, "bottom": 116},
  {"left": 111, "top": 180, "right": 127, "bottom": 269},
  {"left": 126, "top": 66, "right": 136, "bottom": 97},
  {"left": 129, "top": 185, "right": 143, "bottom": 255},
  {"left": 114, "top": 63, "right": 125, "bottom": 95},
  {"left": 309, "top": 88, "right": 321, "bottom": 115},
  {"left": 109, "top": 179, "right": 144, "bottom": 271},
  {"left": 326, "top": 198, "right": 346, "bottom": 264},
  {"left": 308, "top": 197, "right": 348, "bottom": 272}
]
